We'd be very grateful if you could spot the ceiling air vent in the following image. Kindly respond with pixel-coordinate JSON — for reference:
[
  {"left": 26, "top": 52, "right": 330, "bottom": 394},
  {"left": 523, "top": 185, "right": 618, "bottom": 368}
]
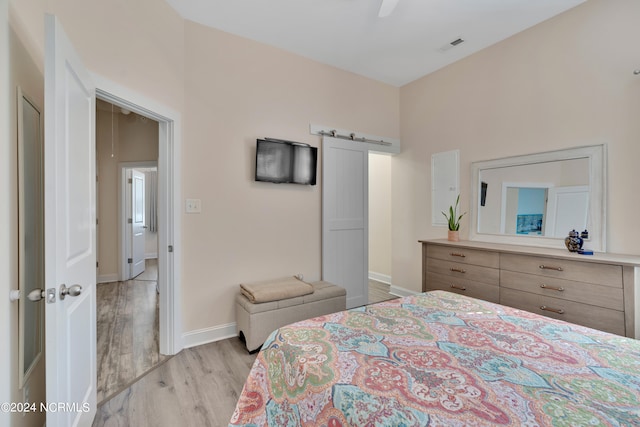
[{"left": 438, "top": 37, "right": 465, "bottom": 53}]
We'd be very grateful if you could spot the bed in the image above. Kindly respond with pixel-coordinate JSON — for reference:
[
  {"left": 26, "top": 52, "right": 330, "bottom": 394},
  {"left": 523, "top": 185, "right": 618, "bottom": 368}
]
[{"left": 229, "top": 290, "right": 640, "bottom": 426}]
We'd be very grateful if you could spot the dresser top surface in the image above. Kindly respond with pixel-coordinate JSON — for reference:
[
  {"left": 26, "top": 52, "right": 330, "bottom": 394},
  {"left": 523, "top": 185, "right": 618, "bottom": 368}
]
[{"left": 420, "top": 239, "right": 640, "bottom": 267}]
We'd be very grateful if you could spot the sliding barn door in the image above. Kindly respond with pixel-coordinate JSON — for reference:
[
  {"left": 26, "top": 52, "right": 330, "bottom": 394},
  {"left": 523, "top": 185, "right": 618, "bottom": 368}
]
[{"left": 322, "top": 136, "right": 368, "bottom": 309}]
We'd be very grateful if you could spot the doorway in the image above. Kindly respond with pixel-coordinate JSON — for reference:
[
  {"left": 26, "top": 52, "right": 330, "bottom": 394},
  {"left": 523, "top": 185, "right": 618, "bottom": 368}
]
[
  {"left": 94, "top": 79, "right": 182, "bottom": 360},
  {"left": 368, "top": 152, "right": 395, "bottom": 304},
  {"left": 119, "top": 164, "right": 158, "bottom": 282},
  {"left": 95, "top": 100, "right": 165, "bottom": 403},
  {"left": 321, "top": 135, "right": 397, "bottom": 309}
]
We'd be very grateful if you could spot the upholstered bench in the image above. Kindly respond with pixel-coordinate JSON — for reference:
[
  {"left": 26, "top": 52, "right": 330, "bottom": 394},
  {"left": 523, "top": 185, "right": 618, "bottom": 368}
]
[{"left": 236, "top": 278, "right": 346, "bottom": 353}]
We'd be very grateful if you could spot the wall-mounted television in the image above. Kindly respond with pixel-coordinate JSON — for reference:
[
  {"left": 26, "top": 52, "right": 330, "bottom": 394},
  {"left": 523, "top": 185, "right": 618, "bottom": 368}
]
[{"left": 255, "top": 138, "right": 317, "bottom": 185}]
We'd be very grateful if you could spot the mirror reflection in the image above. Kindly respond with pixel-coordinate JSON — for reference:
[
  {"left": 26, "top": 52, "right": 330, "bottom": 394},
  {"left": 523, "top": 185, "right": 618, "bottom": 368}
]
[
  {"left": 470, "top": 145, "right": 606, "bottom": 252},
  {"left": 18, "top": 87, "right": 44, "bottom": 387},
  {"left": 478, "top": 158, "right": 589, "bottom": 237}
]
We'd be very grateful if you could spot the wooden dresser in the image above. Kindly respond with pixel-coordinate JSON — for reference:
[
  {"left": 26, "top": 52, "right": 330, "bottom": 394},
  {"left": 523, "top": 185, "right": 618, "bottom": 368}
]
[{"left": 420, "top": 239, "right": 640, "bottom": 339}]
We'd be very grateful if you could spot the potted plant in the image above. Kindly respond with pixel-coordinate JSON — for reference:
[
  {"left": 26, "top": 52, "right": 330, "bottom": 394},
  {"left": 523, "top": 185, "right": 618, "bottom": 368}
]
[{"left": 442, "top": 194, "right": 466, "bottom": 241}]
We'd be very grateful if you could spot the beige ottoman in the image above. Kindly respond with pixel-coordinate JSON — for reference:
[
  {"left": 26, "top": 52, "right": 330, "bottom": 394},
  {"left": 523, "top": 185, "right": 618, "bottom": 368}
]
[{"left": 236, "top": 281, "right": 346, "bottom": 353}]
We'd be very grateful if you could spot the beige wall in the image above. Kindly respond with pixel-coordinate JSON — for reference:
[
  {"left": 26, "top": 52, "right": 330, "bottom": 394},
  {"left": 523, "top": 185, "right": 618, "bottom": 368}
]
[
  {"left": 6, "top": 4, "right": 46, "bottom": 426},
  {"left": 4, "top": 5, "right": 180, "bottom": 415},
  {"left": 96, "top": 108, "right": 158, "bottom": 280},
  {"left": 369, "top": 153, "right": 392, "bottom": 279},
  {"left": 11, "top": 0, "right": 637, "bottom": 359},
  {"left": 1, "top": 0, "right": 12, "bottom": 423},
  {"left": 182, "top": 21, "right": 399, "bottom": 330},
  {"left": 394, "top": 0, "right": 640, "bottom": 292},
  {"left": 96, "top": 108, "right": 119, "bottom": 279},
  {"left": 9, "top": 0, "right": 399, "bottom": 345}
]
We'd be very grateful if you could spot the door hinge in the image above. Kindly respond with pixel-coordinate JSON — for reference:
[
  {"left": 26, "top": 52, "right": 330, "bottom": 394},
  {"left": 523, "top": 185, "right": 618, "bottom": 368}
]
[
  {"left": 168, "top": 245, "right": 173, "bottom": 253},
  {"left": 96, "top": 261, "right": 99, "bottom": 268},
  {"left": 128, "top": 218, "right": 132, "bottom": 224},
  {"left": 96, "top": 218, "right": 99, "bottom": 225},
  {"left": 128, "top": 178, "right": 132, "bottom": 184},
  {"left": 128, "top": 258, "right": 133, "bottom": 264}
]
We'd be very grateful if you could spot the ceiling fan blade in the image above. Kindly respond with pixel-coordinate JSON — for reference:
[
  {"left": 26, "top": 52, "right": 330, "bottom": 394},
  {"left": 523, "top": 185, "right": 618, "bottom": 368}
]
[{"left": 378, "top": 0, "right": 399, "bottom": 17}]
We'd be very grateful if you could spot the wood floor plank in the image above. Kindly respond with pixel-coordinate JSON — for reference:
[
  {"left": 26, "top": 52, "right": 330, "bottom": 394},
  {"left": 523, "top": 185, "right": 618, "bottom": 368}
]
[
  {"left": 96, "top": 259, "right": 167, "bottom": 403},
  {"left": 94, "top": 279, "right": 393, "bottom": 425},
  {"left": 368, "top": 279, "right": 397, "bottom": 304},
  {"left": 94, "top": 339, "right": 257, "bottom": 427}
]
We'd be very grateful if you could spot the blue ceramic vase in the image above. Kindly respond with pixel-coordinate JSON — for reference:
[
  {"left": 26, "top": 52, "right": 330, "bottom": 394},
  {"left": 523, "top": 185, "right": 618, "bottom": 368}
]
[{"left": 564, "top": 229, "right": 583, "bottom": 252}]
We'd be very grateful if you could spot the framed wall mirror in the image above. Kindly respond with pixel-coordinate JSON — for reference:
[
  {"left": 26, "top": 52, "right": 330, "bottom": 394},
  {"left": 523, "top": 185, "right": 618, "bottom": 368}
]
[
  {"left": 469, "top": 145, "right": 607, "bottom": 252},
  {"left": 18, "top": 86, "right": 44, "bottom": 387}
]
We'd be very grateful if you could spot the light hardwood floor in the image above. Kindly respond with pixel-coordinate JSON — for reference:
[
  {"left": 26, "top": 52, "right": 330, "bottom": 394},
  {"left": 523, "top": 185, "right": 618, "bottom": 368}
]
[
  {"left": 368, "top": 279, "right": 397, "bottom": 304},
  {"left": 94, "top": 278, "right": 395, "bottom": 425},
  {"left": 94, "top": 338, "right": 256, "bottom": 427},
  {"left": 96, "top": 259, "right": 167, "bottom": 404}
]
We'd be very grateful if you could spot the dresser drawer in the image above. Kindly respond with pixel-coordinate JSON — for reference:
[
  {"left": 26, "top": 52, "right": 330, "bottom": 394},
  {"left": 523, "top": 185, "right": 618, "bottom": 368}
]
[
  {"left": 500, "top": 288, "right": 625, "bottom": 336},
  {"left": 500, "top": 270, "right": 624, "bottom": 311},
  {"left": 500, "top": 253, "right": 622, "bottom": 288},
  {"left": 427, "top": 258, "right": 499, "bottom": 286},
  {"left": 426, "top": 244, "right": 499, "bottom": 268},
  {"left": 426, "top": 272, "right": 499, "bottom": 303}
]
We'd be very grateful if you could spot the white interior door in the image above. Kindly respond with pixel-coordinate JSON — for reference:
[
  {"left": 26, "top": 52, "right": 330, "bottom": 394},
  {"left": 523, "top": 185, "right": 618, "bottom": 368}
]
[
  {"left": 322, "top": 136, "right": 368, "bottom": 309},
  {"left": 130, "top": 169, "right": 146, "bottom": 278},
  {"left": 545, "top": 185, "right": 589, "bottom": 238},
  {"left": 44, "top": 14, "right": 97, "bottom": 426}
]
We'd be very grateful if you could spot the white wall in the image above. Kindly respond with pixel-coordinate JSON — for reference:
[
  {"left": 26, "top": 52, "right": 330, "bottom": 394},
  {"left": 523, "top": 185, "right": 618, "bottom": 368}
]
[{"left": 394, "top": 0, "right": 640, "bottom": 292}]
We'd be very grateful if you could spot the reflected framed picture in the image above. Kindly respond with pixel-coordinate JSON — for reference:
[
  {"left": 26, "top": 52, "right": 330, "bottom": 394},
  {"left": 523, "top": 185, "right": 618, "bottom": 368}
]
[{"left": 480, "top": 182, "right": 488, "bottom": 207}]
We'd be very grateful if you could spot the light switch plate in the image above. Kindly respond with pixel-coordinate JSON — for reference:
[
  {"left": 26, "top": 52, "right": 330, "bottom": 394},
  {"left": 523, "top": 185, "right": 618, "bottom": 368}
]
[{"left": 185, "top": 198, "right": 201, "bottom": 213}]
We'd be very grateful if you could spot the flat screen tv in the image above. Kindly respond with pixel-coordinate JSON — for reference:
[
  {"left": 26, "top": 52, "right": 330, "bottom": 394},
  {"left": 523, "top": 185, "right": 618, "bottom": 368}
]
[{"left": 255, "top": 138, "right": 317, "bottom": 185}]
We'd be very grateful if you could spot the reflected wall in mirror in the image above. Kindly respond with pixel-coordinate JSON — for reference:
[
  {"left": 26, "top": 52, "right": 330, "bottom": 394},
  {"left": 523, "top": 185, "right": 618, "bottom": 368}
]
[
  {"left": 470, "top": 145, "right": 606, "bottom": 252},
  {"left": 18, "top": 87, "right": 44, "bottom": 387}
]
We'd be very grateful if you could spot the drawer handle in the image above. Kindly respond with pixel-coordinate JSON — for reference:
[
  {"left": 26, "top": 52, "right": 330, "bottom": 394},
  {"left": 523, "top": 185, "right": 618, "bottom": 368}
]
[
  {"left": 540, "top": 305, "right": 565, "bottom": 315},
  {"left": 450, "top": 284, "right": 467, "bottom": 291},
  {"left": 450, "top": 252, "right": 466, "bottom": 258},
  {"left": 450, "top": 267, "right": 466, "bottom": 273},
  {"left": 540, "top": 284, "right": 565, "bottom": 292},
  {"left": 539, "top": 264, "right": 564, "bottom": 271}
]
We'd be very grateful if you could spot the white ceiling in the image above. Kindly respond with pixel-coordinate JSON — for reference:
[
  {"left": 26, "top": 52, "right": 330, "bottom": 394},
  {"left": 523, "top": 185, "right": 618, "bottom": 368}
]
[{"left": 165, "top": 0, "right": 586, "bottom": 87}]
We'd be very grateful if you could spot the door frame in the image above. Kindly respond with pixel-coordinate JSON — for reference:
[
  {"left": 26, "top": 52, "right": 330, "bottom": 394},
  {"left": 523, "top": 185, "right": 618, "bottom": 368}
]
[
  {"left": 499, "top": 182, "right": 553, "bottom": 235},
  {"left": 118, "top": 162, "right": 157, "bottom": 282},
  {"left": 93, "top": 74, "right": 182, "bottom": 355}
]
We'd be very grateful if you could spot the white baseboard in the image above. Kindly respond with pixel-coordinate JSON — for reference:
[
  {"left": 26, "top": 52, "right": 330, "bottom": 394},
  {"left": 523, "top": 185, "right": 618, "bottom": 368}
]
[
  {"left": 145, "top": 253, "right": 158, "bottom": 259},
  {"left": 389, "top": 285, "right": 420, "bottom": 298},
  {"left": 182, "top": 322, "right": 237, "bottom": 349},
  {"left": 368, "top": 271, "right": 392, "bottom": 284},
  {"left": 180, "top": 284, "right": 419, "bottom": 350},
  {"left": 97, "top": 273, "right": 118, "bottom": 284}
]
